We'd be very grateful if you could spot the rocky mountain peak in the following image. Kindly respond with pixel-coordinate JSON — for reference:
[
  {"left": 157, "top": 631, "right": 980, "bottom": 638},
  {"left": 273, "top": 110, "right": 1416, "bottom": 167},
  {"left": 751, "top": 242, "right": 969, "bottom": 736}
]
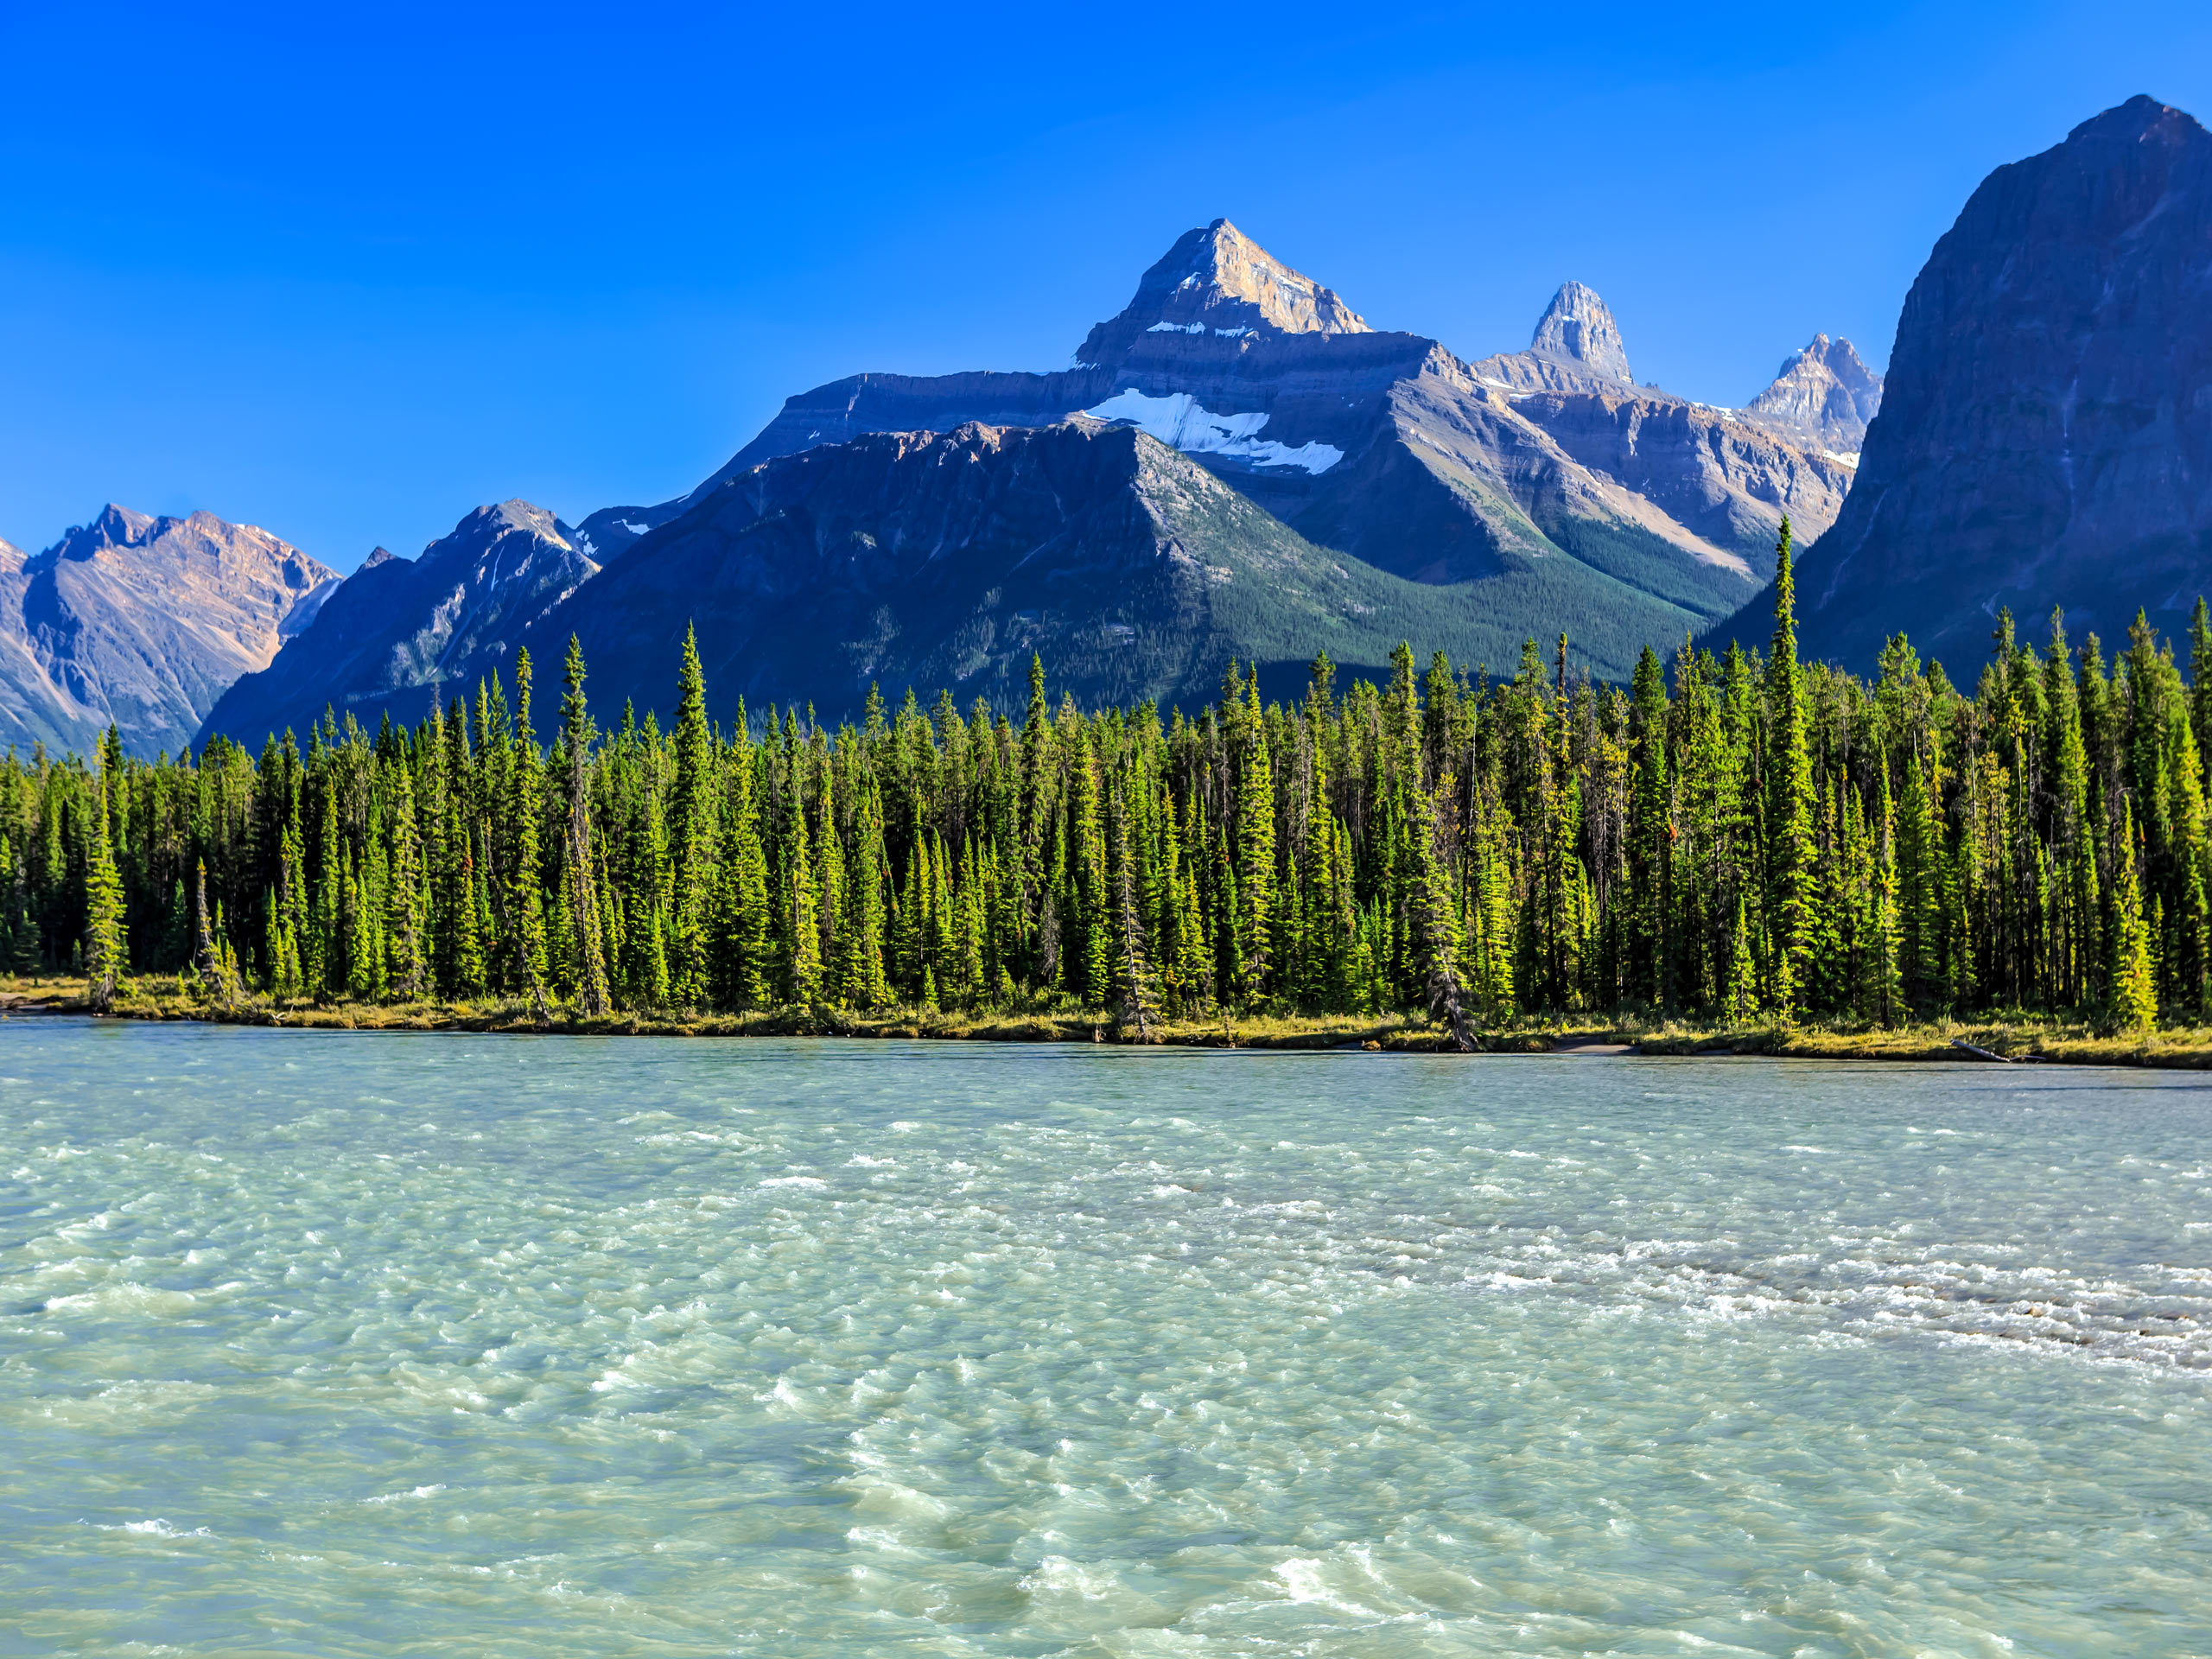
[
  {"left": 0, "top": 505, "right": 344, "bottom": 758},
  {"left": 47, "top": 504, "right": 157, "bottom": 563},
  {"left": 1076, "top": 218, "right": 1370, "bottom": 366},
  {"left": 1529, "top": 282, "right": 1634, "bottom": 385},
  {"left": 1743, "top": 334, "right": 1885, "bottom": 454}
]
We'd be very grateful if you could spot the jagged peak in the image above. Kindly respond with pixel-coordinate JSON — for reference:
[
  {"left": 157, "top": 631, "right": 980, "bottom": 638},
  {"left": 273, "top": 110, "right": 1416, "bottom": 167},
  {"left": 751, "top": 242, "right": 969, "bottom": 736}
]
[
  {"left": 359, "top": 546, "right": 400, "bottom": 569},
  {"left": 45, "top": 504, "right": 156, "bottom": 561},
  {"left": 34, "top": 505, "right": 331, "bottom": 583},
  {"left": 423, "top": 499, "right": 575, "bottom": 559},
  {"left": 1749, "top": 334, "right": 1885, "bottom": 424},
  {"left": 1076, "top": 219, "right": 1370, "bottom": 365},
  {"left": 1528, "top": 282, "right": 1633, "bottom": 385}
]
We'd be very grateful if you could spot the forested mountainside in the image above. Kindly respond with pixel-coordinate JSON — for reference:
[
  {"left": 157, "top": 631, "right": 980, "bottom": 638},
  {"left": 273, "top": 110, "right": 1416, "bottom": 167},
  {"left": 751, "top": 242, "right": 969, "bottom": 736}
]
[{"left": 219, "top": 420, "right": 1805, "bottom": 748}]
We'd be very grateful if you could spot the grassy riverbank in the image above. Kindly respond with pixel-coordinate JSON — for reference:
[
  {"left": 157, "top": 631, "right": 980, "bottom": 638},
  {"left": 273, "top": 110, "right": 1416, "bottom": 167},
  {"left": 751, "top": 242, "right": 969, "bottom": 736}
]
[{"left": 10, "top": 976, "right": 2212, "bottom": 1066}]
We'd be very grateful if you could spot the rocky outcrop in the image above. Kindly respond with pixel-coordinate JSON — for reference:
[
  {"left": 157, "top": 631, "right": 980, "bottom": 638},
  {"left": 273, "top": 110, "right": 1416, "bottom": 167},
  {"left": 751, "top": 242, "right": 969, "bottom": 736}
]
[
  {"left": 1448, "top": 283, "right": 1856, "bottom": 579},
  {"left": 0, "top": 536, "right": 99, "bottom": 756},
  {"left": 1742, "top": 334, "right": 1884, "bottom": 455},
  {"left": 1500, "top": 386, "right": 1856, "bottom": 557},
  {"left": 1713, "top": 95, "right": 2212, "bottom": 671},
  {"left": 1532, "top": 281, "right": 1634, "bottom": 383},
  {"left": 199, "top": 500, "right": 596, "bottom": 744},
  {"left": 0, "top": 507, "right": 339, "bottom": 759}
]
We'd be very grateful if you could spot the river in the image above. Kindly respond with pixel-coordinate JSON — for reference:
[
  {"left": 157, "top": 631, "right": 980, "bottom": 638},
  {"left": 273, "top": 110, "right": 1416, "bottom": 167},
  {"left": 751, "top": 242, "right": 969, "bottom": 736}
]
[{"left": 3, "top": 1020, "right": 2207, "bottom": 1654}]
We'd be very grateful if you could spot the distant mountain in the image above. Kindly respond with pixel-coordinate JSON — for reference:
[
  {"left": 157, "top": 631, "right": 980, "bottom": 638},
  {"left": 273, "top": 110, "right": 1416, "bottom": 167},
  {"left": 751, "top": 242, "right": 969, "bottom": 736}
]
[
  {"left": 671, "top": 223, "right": 1848, "bottom": 643},
  {"left": 1711, "top": 95, "right": 2212, "bottom": 671},
  {"left": 0, "top": 507, "right": 337, "bottom": 759},
  {"left": 1463, "top": 285, "right": 1859, "bottom": 563},
  {"left": 1742, "top": 334, "right": 1884, "bottom": 457},
  {"left": 200, "top": 501, "right": 597, "bottom": 742},
  {"left": 1472, "top": 281, "right": 1638, "bottom": 393},
  {"left": 200, "top": 221, "right": 1874, "bottom": 740}
]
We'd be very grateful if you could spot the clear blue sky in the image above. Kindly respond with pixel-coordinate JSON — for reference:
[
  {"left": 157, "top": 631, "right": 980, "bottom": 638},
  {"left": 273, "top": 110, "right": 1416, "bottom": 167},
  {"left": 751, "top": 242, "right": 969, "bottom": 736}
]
[{"left": 2, "top": 1, "right": 2204, "bottom": 570}]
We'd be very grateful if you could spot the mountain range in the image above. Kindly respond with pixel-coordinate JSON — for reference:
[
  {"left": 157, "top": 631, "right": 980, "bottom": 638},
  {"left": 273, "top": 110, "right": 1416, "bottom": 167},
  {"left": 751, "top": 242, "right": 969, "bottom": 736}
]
[
  {"left": 17, "top": 93, "right": 2210, "bottom": 756},
  {"left": 196, "top": 223, "right": 1868, "bottom": 746}
]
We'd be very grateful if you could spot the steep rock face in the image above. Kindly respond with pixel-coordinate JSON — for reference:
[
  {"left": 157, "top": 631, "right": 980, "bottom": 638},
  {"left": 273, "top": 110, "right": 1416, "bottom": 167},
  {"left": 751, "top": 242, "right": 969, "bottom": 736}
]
[
  {"left": 1742, "top": 334, "right": 1884, "bottom": 455},
  {"left": 1503, "top": 388, "right": 1855, "bottom": 556},
  {"left": 1471, "top": 283, "right": 1638, "bottom": 393},
  {"left": 199, "top": 500, "right": 597, "bottom": 744},
  {"left": 486, "top": 420, "right": 1756, "bottom": 723},
  {"left": 1459, "top": 284, "right": 1857, "bottom": 567},
  {"left": 0, "top": 537, "right": 100, "bottom": 756},
  {"left": 1529, "top": 281, "right": 1636, "bottom": 385},
  {"left": 1716, "top": 95, "right": 2212, "bottom": 671},
  {"left": 0, "top": 507, "right": 338, "bottom": 758}
]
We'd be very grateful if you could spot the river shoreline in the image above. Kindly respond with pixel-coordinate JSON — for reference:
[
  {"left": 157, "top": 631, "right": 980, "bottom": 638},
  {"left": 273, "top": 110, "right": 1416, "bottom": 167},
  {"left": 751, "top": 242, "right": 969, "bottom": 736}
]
[{"left": 10, "top": 979, "right": 2212, "bottom": 1067}]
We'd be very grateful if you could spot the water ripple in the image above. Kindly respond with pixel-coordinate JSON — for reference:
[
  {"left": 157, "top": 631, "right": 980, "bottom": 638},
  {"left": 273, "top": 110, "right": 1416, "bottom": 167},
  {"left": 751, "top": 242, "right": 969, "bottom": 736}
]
[{"left": 1, "top": 1024, "right": 2208, "bottom": 1654}]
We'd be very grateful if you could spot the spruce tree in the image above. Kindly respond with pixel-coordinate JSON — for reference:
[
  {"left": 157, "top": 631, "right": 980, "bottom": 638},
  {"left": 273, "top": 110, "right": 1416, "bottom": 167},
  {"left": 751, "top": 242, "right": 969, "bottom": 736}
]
[
  {"left": 1625, "top": 645, "right": 1671, "bottom": 1007},
  {"left": 668, "top": 625, "right": 715, "bottom": 1003},
  {"left": 1233, "top": 675, "right": 1276, "bottom": 1001},
  {"left": 1764, "top": 518, "right": 1817, "bottom": 1020},
  {"left": 385, "top": 761, "right": 426, "bottom": 1001},
  {"left": 1409, "top": 785, "right": 1472, "bottom": 1047},
  {"left": 560, "top": 637, "right": 612, "bottom": 1016},
  {"left": 1108, "top": 785, "right": 1159, "bottom": 1033},
  {"left": 785, "top": 784, "right": 822, "bottom": 1004},
  {"left": 83, "top": 775, "right": 125, "bottom": 1013},
  {"left": 2108, "top": 804, "right": 2159, "bottom": 1033}
]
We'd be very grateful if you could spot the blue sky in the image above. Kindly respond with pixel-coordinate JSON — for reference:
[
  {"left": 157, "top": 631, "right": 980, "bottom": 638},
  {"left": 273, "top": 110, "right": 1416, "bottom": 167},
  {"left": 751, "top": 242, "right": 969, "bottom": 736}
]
[{"left": 2, "top": 1, "right": 2205, "bottom": 570}]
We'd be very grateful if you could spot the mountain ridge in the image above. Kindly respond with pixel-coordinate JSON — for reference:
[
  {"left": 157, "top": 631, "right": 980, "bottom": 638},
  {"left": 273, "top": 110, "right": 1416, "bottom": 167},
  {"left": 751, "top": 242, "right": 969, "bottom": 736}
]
[{"left": 0, "top": 507, "right": 338, "bottom": 758}]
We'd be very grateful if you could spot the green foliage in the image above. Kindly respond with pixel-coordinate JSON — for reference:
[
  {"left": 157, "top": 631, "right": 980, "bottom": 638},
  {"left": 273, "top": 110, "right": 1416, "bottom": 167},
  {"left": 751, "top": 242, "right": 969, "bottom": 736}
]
[{"left": 27, "top": 564, "right": 2212, "bottom": 1034}]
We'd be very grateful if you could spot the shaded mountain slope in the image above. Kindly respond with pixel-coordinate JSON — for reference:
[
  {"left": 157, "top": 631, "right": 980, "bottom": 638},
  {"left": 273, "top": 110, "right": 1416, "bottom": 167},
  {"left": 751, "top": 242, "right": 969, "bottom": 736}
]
[
  {"left": 200, "top": 501, "right": 597, "bottom": 743},
  {"left": 1708, "top": 95, "right": 2212, "bottom": 671},
  {"left": 420, "top": 421, "right": 1746, "bottom": 731}
]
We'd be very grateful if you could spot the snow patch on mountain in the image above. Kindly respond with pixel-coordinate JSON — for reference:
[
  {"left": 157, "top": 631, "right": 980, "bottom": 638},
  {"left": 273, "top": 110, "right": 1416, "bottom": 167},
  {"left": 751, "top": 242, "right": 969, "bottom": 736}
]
[{"left": 1083, "top": 389, "right": 1344, "bottom": 474}]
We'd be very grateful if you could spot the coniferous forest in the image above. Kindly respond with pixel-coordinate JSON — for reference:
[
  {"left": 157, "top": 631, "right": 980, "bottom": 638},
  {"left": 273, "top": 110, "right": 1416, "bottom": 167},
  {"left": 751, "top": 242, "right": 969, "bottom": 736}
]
[{"left": 19, "top": 528, "right": 2212, "bottom": 1038}]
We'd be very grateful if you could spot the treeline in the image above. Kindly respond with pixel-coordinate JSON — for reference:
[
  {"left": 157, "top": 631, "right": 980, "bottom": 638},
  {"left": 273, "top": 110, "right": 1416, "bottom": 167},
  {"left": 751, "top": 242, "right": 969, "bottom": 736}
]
[{"left": 18, "top": 525, "right": 2209, "bottom": 1034}]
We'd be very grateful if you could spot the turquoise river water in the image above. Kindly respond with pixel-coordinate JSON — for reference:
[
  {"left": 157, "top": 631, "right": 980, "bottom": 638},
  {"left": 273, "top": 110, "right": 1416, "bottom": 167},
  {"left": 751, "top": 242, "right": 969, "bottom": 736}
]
[{"left": 1, "top": 1019, "right": 2209, "bottom": 1656}]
